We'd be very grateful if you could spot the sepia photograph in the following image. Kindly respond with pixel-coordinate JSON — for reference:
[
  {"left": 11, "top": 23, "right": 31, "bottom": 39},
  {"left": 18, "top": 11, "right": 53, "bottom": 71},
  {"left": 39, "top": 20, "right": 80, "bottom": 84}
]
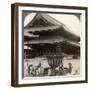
[{"left": 23, "top": 12, "right": 80, "bottom": 78}]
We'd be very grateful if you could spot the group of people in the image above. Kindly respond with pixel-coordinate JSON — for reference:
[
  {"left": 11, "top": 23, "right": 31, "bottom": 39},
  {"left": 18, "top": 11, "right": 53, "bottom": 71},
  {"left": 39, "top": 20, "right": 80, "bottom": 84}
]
[
  {"left": 27, "top": 62, "right": 73, "bottom": 77},
  {"left": 28, "top": 63, "right": 44, "bottom": 76}
]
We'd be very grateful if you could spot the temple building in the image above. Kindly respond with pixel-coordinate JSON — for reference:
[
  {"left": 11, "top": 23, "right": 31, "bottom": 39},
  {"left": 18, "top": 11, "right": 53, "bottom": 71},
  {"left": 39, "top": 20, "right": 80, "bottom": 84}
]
[{"left": 24, "top": 13, "right": 80, "bottom": 68}]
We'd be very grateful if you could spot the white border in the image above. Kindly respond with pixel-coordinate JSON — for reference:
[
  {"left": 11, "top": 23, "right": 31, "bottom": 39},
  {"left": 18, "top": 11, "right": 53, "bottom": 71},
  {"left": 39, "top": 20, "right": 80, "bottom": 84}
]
[{"left": 18, "top": 6, "right": 86, "bottom": 84}]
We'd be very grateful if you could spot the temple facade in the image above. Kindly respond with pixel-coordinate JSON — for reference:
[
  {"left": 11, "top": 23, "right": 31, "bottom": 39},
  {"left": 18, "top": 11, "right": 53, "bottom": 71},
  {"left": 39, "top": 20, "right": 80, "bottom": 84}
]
[{"left": 24, "top": 13, "right": 80, "bottom": 59}]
